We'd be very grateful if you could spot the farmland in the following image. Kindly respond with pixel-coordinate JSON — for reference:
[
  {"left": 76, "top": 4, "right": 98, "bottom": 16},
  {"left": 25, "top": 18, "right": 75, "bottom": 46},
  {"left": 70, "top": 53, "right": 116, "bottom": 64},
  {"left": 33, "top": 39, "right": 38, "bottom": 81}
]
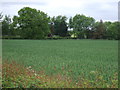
[{"left": 2, "top": 39, "right": 118, "bottom": 88}]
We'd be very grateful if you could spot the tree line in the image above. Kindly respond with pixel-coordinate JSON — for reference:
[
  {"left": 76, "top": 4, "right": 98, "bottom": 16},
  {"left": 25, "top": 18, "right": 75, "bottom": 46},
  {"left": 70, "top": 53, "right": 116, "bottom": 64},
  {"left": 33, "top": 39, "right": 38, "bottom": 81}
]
[{"left": 1, "top": 7, "right": 120, "bottom": 40}]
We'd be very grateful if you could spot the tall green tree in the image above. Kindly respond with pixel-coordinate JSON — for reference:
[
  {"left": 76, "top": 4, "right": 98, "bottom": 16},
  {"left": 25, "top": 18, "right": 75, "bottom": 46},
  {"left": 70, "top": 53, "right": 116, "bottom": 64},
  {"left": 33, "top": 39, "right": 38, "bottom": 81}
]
[
  {"left": 107, "top": 22, "right": 120, "bottom": 40},
  {"left": 51, "top": 15, "right": 68, "bottom": 37},
  {"left": 94, "top": 20, "right": 106, "bottom": 39},
  {"left": 0, "top": 12, "right": 3, "bottom": 37},
  {"left": 12, "top": 16, "right": 19, "bottom": 36},
  {"left": 17, "top": 7, "right": 50, "bottom": 39},
  {"left": 69, "top": 17, "right": 73, "bottom": 29},
  {"left": 104, "top": 21, "right": 112, "bottom": 39},
  {"left": 2, "top": 15, "right": 12, "bottom": 36},
  {"left": 72, "top": 14, "right": 95, "bottom": 39}
]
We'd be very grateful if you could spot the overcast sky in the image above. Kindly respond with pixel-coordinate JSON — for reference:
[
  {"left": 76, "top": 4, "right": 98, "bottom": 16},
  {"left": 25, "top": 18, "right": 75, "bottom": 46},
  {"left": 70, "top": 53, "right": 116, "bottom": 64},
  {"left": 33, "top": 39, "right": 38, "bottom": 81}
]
[{"left": 0, "top": 0, "right": 119, "bottom": 22}]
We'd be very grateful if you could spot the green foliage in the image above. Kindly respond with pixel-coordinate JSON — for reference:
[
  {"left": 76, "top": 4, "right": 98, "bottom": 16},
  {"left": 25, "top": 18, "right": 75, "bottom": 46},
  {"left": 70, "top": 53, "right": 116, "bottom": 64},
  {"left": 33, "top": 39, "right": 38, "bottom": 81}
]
[
  {"left": 17, "top": 7, "right": 50, "bottom": 39},
  {"left": 72, "top": 14, "right": 95, "bottom": 39},
  {"left": 68, "top": 17, "right": 73, "bottom": 28},
  {"left": 2, "top": 15, "right": 14, "bottom": 36},
  {"left": 0, "top": 12, "right": 3, "bottom": 20},
  {"left": 3, "top": 40, "right": 118, "bottom": 88},
  {"left": 93, "top": 20, "right": 106, "bottom": 39},
  {"left": 106, "top": 22, "right": 120, "bottom": 40},
  {"left": 1, "top": 7, "right": 119, "bottom": 40},
  {"left": 2, "top": 60, "right": 118, "bottom": 88},
  {"left": 12, "top": 16, "right": 19, "bottom": 36},
  {"left": 2, "top": 61, "right": 77, "bottom": 88},
  {"left": 51, "top": 15, "right": 68, "bottom": 37}
]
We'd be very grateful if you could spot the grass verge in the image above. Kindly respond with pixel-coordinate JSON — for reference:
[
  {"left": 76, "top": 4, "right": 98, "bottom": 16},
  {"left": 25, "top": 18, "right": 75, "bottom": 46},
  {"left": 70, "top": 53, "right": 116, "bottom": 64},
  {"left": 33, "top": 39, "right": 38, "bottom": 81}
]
[{"left": 2, "top": 60, "right": 118, "bottom": 88}]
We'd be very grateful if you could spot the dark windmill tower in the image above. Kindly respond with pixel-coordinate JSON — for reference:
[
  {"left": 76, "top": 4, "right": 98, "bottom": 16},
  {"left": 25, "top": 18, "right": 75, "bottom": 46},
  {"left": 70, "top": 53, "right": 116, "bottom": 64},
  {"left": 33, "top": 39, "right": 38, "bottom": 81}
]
[{"left": 118, "top": 1, "right": 120, "bottom": 21}]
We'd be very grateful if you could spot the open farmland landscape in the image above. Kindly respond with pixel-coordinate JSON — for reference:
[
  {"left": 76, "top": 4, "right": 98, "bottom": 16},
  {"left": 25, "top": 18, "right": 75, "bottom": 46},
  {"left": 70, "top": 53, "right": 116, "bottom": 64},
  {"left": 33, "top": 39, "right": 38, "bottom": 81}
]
[
  {"left": 2, "top": 39, "right": 118, "bottom": 88},
  {"left": 1, "top": 1, "right": 119, "bottom": 88}
]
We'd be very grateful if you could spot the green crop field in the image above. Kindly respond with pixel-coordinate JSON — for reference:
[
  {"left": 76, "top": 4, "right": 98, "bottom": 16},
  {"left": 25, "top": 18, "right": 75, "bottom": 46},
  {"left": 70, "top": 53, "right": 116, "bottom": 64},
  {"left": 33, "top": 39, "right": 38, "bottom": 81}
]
[{"left": 2, "top": 39, "right": 118, "bottom": 88}]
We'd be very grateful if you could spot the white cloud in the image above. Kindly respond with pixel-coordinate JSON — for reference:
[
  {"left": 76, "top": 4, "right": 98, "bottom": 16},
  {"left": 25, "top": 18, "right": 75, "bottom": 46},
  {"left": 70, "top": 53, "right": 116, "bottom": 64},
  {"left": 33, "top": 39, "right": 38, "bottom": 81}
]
[{"left": 0, "top": 0, "right": 119, "bottom": 21}]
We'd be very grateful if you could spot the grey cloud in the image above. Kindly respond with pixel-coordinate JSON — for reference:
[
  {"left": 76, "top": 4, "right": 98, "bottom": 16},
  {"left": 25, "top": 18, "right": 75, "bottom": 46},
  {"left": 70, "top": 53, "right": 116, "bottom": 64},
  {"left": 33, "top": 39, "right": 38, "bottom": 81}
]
[
  {"left": 0, "top": 0, "right": 118, "bottom": 21},
  {"left": 82, "top": 1, "right": 118, "bottom": 21},
  {"left": 1, "top": 2, "right": 47, "bottom": 6}
]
